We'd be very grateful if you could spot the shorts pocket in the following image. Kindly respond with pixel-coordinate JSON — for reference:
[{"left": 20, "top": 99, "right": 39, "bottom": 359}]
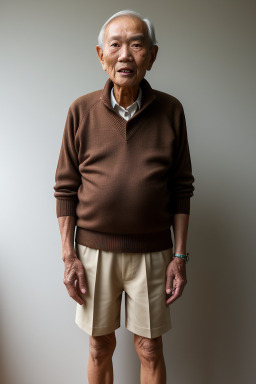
[
  {"left": 75, "top": 243, "right": 87, "bottom": 260},
  {"left": 161, "top": 248, "right": 173, "bottom": 267}
]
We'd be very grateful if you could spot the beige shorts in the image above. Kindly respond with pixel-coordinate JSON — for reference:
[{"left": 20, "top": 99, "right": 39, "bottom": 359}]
[{"left": 75, "top": 242, "right": 173, "bottom": 339}]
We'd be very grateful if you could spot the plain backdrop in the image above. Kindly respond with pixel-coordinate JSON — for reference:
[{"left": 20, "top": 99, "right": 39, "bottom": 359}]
[{"left": 1, "top": 1, "right": 255, "bottom": 383}]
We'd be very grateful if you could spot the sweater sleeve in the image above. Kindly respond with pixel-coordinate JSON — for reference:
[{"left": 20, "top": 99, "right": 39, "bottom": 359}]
[
  {"left": 169, "top": 104, "right": 195, "bottom": 215},
  {"left": 53, "top": 106, "right": 81, "bottom": 218}
]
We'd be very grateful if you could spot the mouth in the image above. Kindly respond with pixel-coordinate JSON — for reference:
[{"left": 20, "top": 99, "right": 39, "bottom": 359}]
[{"left": 117, "top": 68, "right": 134, "bottom": 75}]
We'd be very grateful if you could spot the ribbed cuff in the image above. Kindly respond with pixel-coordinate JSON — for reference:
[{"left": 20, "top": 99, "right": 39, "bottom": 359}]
[
  {"left": 56, "top": 199, "right": 77, "bottom": 218},
  {"left": 172, "top": 197, "right": 190, "bottom": 214}
]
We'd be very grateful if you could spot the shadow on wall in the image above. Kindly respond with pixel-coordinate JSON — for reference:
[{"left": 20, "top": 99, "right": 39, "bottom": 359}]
[
  {"left": 162, "top": 196, "right": 247, "bottom": 383},
  {"left": 0, "top": 318, "right": 10, "bottom": 384}
]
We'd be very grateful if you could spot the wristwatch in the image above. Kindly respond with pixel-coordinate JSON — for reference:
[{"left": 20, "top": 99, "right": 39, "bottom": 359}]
[{"left": 173, "top": 252, "right": 190, "bottom": 263}]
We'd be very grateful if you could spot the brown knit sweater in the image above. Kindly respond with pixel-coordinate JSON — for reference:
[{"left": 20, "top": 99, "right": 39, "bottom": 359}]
[{"left": 53, "top": 77, "right": 195, "bottom": 252}]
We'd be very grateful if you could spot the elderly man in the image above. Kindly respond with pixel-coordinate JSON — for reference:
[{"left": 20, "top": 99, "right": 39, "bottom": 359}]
[{"left": 53, "top": 9, "right": 195, "bottom": 384}]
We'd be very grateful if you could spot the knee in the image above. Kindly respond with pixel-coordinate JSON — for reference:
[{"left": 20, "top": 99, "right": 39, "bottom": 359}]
[
  {"left": 89, "top": 332, "right": 116, "bottom": 364},
  {"left": 134, "top": 335, "right": 163, "bottom": 365}
]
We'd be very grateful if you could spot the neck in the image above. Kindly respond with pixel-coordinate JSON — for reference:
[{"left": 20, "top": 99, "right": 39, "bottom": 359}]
[{"left": 113, "top": 84, "right": 139, "bottom": 109}]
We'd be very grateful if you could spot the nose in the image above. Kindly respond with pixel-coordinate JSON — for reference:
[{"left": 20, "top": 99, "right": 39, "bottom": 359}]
[{"left": 118, "top": 44, "right": 133, "bottom": 61}]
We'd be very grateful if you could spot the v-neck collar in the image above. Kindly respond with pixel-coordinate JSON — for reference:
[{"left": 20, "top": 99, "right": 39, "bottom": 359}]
[{"left": 100, "top": 77, "right": 156, "bottom": 142}]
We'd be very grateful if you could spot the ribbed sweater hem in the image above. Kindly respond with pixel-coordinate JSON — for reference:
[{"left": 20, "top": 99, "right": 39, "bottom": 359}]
[{"left": 75, "top": 227, "right": 173, "bottom": 253}]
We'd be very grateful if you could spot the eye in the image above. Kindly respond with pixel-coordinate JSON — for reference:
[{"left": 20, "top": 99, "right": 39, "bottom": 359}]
[
  {"left": 111, "top": 43, "right": 119, "bottom": 47},
  {"left": 133, "top": 43, "right": 142, "bottom": 48}
]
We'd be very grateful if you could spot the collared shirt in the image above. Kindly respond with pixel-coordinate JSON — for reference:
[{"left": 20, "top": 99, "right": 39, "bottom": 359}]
[{"left": 110, "top": 86, "right": 142, "bottom": 120}]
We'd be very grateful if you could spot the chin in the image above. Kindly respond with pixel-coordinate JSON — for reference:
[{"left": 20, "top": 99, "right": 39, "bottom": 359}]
[{"left": 113, "top": 80, "right": 134, "bottom": 88}]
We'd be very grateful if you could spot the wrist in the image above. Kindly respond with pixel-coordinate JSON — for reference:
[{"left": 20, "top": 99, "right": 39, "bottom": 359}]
[
  {"left": 62, "top": 242, "right": 75, "bottom": 252},
  {"left": 62, "top": 247, "right": 77, "bottom": 262},
  {"left": 172, "top": 256, "right": 186, "bottom": 265},
  {"left": 174, "top": 247, "right": 186, "bottom": 254},
  {"left": 173, "top": 252, "right": 190, "bottom": 263}
]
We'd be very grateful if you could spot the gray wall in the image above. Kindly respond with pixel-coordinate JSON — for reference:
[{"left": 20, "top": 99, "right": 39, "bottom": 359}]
[{"left": 1, "top": 0, "right": 255, "bottom": 383}]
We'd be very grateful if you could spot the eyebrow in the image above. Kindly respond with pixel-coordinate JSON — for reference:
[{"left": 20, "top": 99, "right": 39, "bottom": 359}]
[{"left": 108, "top": 34, "right": 146, "bottom": 42}]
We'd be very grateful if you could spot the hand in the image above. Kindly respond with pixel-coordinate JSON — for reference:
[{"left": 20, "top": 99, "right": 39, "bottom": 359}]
[
  {"left": 63, "top": 249, "right": 87, "bottom": 306},
  {"left": 165, "top": 257, "right": 187, "bottom": 305}
]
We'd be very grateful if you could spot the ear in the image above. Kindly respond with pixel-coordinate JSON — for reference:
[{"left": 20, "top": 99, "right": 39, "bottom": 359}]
[
  {"left": 146, "top": 45, "right": 159, "bottom": 71},
  {"left": 96, "top": 45, "right": 106, "bottom": 71}
]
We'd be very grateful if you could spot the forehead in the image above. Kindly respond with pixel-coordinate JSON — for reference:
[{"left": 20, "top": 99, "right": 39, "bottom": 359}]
[{"left": 104, "top": 16, "right": 148, "bottom": 40}]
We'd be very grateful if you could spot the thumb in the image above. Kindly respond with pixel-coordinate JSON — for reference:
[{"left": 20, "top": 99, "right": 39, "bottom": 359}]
[
  {"left": 166, "top": 272, "right": 173, "bottom": 294},
  {"left": 77, "top": 268, "right": 87, "bottom": 294}
]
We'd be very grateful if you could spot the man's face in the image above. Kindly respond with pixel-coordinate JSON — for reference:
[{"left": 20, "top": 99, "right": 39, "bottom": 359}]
[{"left": 96, "top": 16, "right": 158, "bottom": 89}]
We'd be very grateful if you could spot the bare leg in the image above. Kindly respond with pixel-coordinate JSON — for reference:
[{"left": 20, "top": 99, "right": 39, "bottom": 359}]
[
  {"left": 134, "top": 334, "right": 166, "bottom": 384},
  {"left": 88, "top": 332, "right": 116, "bottom": 384}
]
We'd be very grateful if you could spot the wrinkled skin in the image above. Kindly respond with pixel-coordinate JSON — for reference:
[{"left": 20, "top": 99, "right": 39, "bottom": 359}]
[
  {"left": 165, "top": 257, "right": 187, "bottom": 305},
  {"left": 63, "top": 249, "right": 87, "bottom": 306},
  {"left": 63, "top": 249, "right": 187, "bottom": 307}
]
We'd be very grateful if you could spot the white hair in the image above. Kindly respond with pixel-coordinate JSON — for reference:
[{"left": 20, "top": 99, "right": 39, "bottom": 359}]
[{"left": 97, "top": 9, "right": 158, "bottom": 50}]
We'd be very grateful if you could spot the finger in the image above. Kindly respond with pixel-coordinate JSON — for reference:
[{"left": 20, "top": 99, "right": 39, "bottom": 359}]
[
  {"left": 166, "top": 279, "right": 186, "bottom": 305},
  {"left": 166, "top": 286, "right": 181, "bottom": 305},
  {"left": 75, "top": 282, "right": 86, "bottom": 303},
  {"left": 165, "top": 272, "right": 174, "bottom": 294},
  {"left": 74, "top": 278, "right": 86, "bottom": 302},
  {"left": 77, "top": 267, "right": 87, "bottom": 294},
  {"left": 66, "top": 284, "right": 84, "bottom": 305}
]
